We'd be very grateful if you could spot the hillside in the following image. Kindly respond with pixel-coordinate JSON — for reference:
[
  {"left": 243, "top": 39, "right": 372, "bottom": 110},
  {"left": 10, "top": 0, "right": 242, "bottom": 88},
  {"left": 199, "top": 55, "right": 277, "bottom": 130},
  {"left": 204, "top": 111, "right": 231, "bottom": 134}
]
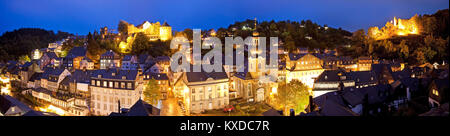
[{"left": 0, "top": 28, "right": 72, "bottom": 62}]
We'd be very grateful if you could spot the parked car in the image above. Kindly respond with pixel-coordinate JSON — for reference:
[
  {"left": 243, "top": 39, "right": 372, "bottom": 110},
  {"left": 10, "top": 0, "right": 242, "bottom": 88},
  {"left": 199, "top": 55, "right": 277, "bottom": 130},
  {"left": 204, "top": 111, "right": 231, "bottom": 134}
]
[{"left": 223, "top": 105, "right": 235, "bottom": 112}]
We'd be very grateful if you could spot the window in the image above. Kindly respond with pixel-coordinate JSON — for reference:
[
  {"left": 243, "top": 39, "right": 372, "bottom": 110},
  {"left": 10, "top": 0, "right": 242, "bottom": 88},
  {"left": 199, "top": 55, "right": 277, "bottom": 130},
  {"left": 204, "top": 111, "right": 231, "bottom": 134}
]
[
  {"left": 192, "top": 89, "right": 195, "bottom": 93},
  {"left": 192, "top": 95, "right": 196, "bottom": 101},
  {"left": 121, "top": 82, "right": 125, "bottom": 88},
  {"left": 91, "top": 80, "right": 95, "bottom": 86},
  {"left": 103, "top": 81, "right": 107, "bottom": 87},
  {"left": 127, "top": 82, "right": 132, "bottom": 89},
  {"left": 109, "top": 81, "right": 113, "bottom": 88},
  {"left": 114, "top": 82, "right": 119, "bottom": 88}
]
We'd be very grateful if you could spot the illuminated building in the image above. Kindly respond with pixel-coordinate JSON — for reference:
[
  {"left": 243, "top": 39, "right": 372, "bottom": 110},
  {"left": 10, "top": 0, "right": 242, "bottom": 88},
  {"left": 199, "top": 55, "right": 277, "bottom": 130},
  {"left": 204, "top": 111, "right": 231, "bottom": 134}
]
[
  {"left": 100, "top": 50, "right": 121, "bottom": 69},
  {"left": 232, "top": 21, "right": 279, "bottom": 103},
  {"left": 32, "top": 49, "right": 42, "bottom": 60},
  {"left": 122, "top": 20, "right": 172, "bottom": 41},
  {"left": 40, "top": 52, "right": 61, "bottom": 69},
  {"left": 143, "top": 72, "right": 170, "bottom": 99},
  {"left": 0, "top": 95, "right": 34, "bottom": 116},
  {"left": 89, "top": 69, "right": 142, "bottom": 116},
  {"left": 63, "top": 46, "right": 87, "bottom": 70},
  {"left": 337, "top": 56, "right": 357, "bottom": 72},
  {"left": 121, "top": 55, "right": 138, "bottom": 70},
  {"left": 172, "top": 66, "right": 229, "bottom": 114},
  {"left": 357, "top": 56, "right": 372, "bottom": 71},
  {"left": 428, "top": 79, "right": 449, "bottom": 108},
  {"left": 368, "top": 14, "right": 421, "bottom": 40},
  {"left": 286, "top": 53, "right": 325, "bottom": 89},
  {"left": 40, "top": 67, "right": 71, "bottom": 92},
  {"left": 312, "top": 70, "right": 355, "bottom": 98},
  {"left": 80, "top": 57, "right": 94, "bottom": 70}
]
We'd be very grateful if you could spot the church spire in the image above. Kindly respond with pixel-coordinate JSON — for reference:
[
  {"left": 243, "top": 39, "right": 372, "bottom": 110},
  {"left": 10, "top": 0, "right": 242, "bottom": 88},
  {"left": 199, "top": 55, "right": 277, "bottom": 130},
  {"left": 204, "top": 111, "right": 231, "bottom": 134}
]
[{"left": 254, "top": 17, "right": 257, "bottom": 30}]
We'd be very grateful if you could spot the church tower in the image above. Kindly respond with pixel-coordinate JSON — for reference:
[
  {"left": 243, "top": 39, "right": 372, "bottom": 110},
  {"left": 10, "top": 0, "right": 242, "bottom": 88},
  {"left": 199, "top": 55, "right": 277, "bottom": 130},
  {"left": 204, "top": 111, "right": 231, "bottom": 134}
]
[{"left": 248, "top": 17, "right": 264, "bottom": 76}]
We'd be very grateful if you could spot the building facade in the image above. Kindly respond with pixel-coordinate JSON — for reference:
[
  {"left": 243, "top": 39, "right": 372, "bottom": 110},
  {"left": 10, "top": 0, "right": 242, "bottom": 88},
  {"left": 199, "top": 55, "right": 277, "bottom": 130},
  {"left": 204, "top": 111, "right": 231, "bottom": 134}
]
[{"left": 89, "top": 69, "right": 142, "bottom": 116}]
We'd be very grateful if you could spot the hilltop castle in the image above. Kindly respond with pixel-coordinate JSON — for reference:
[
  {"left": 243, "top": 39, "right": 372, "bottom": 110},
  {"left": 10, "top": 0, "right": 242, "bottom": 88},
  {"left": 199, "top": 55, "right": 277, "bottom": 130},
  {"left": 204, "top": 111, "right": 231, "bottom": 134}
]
[{"left": 124, "top": 20, "right": 172, "bottom": 41}]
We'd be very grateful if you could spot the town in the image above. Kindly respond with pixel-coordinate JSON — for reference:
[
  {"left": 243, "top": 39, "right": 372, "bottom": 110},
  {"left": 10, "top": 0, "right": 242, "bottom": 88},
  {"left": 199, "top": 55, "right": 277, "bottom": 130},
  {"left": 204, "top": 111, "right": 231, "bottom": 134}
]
[{"left": 1, "top": 9, "right": 449, "bottom": 116}]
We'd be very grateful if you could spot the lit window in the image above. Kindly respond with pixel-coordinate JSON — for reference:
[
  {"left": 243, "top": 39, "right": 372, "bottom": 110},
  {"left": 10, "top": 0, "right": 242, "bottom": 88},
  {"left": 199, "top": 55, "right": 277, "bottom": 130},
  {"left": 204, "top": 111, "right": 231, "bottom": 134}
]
[{"left": 127, "top": 82, "right": 132, "bottom": 89}]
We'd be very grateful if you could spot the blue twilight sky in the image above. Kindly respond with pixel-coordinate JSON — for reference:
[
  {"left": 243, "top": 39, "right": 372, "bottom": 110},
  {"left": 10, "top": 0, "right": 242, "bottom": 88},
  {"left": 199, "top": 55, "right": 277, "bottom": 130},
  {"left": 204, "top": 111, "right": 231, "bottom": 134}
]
[{"left": 0, "top": 0, "right": 448, "bottom": 35}]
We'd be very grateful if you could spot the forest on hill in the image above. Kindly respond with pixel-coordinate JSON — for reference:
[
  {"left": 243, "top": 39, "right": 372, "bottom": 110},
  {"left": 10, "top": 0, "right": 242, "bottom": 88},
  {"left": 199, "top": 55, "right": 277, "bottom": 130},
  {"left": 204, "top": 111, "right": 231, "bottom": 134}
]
[{"left": 0, "top": 28, "right": 72, "bottom": 62}]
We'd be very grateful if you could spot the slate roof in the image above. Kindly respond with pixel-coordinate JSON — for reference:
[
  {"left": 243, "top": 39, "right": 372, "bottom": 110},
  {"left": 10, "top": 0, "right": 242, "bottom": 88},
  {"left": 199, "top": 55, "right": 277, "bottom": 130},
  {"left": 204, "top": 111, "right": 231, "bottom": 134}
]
[
  {"left": 122, "top": 55, "right": 134, "bottom": 61},
  {"left": 288, "top": 53, "right": 307, "bottom": 61},
  {"left": 313, "top": 92, "right": 359, "bottom": 116},
  {"left": 60, "top": 76, "right": 71, "bottom": 86},
  {"left": 399, "top": 77, "right": 420, "bottom": 91},
  {"left": 162, "top": 22, "right": 170, "bottom": 27},
  {"left": 44, "top": 52, "right": 58, "bottom": 59},
  {"left": 126, "top": 99, "right": 160, "bottom": 116},
  {"left": 67, "top": 46, "right": 87, "bottom": 58},
  {"left": 70, "top": 70, "right": 92, "bottom": 83},
  {"left": 346, "top": 71, "right": 377, "bottom": 85},
  {"left": 0, "top": 95, "right": 32, "bottom": 115},
  {"left": 358, "top": 84, "right": 391, "bottom": 104},
  {"left": 312, "top": 84, "right": 391, "bottom": 116},
  {"left": 341, "top": 87, "right": 365, "bottom": 107},
  {"left": 90, "top": 69, "right": 138, "bottom": 80},
  {"left": 391, "top": 68, "right": 412, "bottom": 81},
  {"left": 315, "top": 69, "right": 347, "bottom": 82},
  {"left": 101, "top": 50, "right": 120, "bottom": 58},
  {"left": 184, "top": 65, "right": 228, "bottom": 82},
  {"left": 155, "top": 56, "right": 170, "bottom": 62},
  {"left": 41, "top": 67, "right": 66, "bottom": 80},
  {"left": 28, "top": 73, "right": 43, "bottom": 81},
  {"left": 22, "top": 110, "right": 45, "bottom": 116},
  {"left": 138, "top": 54, "right": 154, "bottom": 64}
]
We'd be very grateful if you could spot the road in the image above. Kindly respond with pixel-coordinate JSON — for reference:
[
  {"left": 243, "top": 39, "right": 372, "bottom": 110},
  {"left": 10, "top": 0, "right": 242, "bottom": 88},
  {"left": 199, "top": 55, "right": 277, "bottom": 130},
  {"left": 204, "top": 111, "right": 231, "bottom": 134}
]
[{"left": 160, "top": 96, "right": 184, "bottom": 116}]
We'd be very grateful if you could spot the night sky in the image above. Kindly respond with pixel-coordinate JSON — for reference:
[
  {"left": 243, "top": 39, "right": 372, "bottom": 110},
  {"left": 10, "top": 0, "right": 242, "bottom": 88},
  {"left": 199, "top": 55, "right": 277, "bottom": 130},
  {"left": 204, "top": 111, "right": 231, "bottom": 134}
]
[{"left": 0, "top": 0, "right": 448, "bottom": 35}]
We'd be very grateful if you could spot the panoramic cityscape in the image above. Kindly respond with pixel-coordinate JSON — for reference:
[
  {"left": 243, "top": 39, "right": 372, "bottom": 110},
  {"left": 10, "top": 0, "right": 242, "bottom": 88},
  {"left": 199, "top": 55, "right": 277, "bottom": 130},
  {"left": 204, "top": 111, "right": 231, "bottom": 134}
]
[{"left": 0, "top": 0, "right": 448, "bottom": 117}]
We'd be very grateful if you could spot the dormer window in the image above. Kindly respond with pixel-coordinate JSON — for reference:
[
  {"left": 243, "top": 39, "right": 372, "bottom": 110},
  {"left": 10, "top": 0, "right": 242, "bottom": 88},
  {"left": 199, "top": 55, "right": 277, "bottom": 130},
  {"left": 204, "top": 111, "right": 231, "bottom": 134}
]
[
  {"left": 112, "top": 73, "right": 115, "bottom": 76},
  {"left": 432, "top": 89, "right": 439, "bottom": 96},
  {"left": 324, "top": 75, "right": 328, "bottom": 80},
  {"left": 98, "top": 75, "right": 102, "bottom": 78},
  {"left": 122, "top": 76, "right": 126, "bottom": 80}
]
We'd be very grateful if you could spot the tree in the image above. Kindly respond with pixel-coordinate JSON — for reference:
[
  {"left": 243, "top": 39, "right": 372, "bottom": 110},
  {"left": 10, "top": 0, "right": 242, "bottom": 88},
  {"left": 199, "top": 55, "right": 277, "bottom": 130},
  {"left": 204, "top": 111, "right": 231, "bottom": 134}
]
[
  {"left": 143, "top": 79, "right": 161, "bottom": 106},
  {"left": 18, "top": 55, "right": 30, "bottom": 64},
  {"left": 118, "top": 20, "right": 129, "bottom": 35},
  {"left": 398, "top": 40, "right": 409, "bottom": 59},
  {"left": 131, "top": 32, "right": 149, "bottom": 54},
  {"left": 275, "top": 80, "right": 309, "bottom": 115},
  {"left": 86, "top": 32, "right": 105, "bottom": 65}
]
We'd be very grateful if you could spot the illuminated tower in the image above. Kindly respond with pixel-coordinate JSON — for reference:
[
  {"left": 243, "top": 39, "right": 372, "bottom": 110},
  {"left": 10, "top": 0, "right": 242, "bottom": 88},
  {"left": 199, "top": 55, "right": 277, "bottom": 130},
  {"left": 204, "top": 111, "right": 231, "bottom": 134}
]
[
  {"left": 160, "top": 21, "right": 172, "bottom": 41},
  {"left": 249, "top": 18, "right": 264, "bottom": 76}
]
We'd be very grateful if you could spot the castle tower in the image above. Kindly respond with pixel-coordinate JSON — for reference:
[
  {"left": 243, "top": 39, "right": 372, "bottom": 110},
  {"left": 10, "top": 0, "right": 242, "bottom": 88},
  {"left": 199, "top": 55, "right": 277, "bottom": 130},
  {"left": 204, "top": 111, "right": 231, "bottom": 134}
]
[{"left": 160, "top": 21, "right": 172, "bottom": 41}]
